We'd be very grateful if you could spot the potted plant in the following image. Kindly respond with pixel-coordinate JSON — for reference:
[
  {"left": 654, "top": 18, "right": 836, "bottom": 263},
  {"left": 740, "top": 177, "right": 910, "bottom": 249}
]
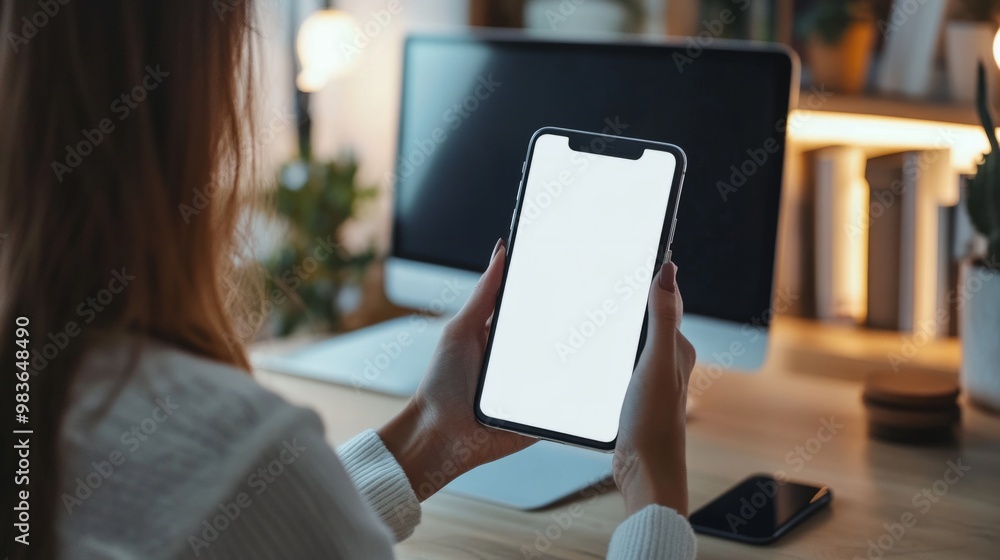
[
  {"left": 961, "top": 63, "right": 1000, "bottom": 413},
  {"left": 796, "top": 0, "right": 876, "bottom": 93},
  {"left": 265, "top": 156, "right": 377, "bottom": 336},
  {"left": 946, "top": 0, "right": 999, "bottom": 102}
]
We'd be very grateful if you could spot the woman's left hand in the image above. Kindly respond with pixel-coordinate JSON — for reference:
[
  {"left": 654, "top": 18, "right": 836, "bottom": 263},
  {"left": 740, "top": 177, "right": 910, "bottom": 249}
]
[{"left": 378, "top": 239, "right": 535, "bottom": 500}]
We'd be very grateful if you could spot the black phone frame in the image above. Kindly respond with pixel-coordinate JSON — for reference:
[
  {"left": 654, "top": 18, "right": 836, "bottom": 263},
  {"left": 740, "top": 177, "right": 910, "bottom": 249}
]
[{"left": 473, "top": 126, "right": 687, "bottom": 452}]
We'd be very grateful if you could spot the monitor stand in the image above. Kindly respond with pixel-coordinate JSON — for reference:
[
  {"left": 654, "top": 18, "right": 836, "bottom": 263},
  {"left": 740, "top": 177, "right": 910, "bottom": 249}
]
[
  {"left": 444, "top": 440, "right": 613, "bottom": 509},
  {"left": 253, "top": 315, "right": 615, "bottom": 509},
  {"left": 254, "top": 315, "right": 449, "bottom": 396}
]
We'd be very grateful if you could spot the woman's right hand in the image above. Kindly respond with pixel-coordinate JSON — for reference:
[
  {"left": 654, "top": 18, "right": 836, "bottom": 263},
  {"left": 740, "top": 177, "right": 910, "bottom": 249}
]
[{"left": 614, "top": 261, "right": 696, "bottom": 516}]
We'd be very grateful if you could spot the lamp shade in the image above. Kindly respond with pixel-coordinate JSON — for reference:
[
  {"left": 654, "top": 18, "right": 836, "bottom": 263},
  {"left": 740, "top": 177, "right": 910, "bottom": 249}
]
[
  {"left": 296, "top": 9, "right": 359, "bottom": 92},
  {"left": 994, "top": 26, "right": 1000, "bottom": 70}
]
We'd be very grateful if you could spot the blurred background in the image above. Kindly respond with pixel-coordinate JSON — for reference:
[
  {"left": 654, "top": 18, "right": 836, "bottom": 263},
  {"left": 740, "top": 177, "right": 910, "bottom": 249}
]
[{"left": 249, "top": 0, "right": 1000, "bottom": 412}]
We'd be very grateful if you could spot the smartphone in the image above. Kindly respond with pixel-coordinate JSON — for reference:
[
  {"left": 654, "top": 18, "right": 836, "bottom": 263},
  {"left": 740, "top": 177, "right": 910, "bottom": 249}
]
[
  {"left": 474, "top": 126, "right": 686, "bottom": 451},
  {"left": 690, "top": 475, "right": 832, "bottom": 545}
]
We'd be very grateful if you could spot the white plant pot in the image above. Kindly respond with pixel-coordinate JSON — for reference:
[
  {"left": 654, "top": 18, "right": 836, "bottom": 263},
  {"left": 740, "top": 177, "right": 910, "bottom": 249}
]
[
  {"left": 945, "top": 21, "right": 998, "bottom": 103},
  {"left": 960, "top": 262, "right": 1000, "bottom": 413},
  {"left": 877, "top": 0, "right": 947, "bottom": 97}
]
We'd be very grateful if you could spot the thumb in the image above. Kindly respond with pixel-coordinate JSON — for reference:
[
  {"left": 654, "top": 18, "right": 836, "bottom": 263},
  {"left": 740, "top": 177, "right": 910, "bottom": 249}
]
[
  {"left": 453, "top": 239, "right": 506, "bottom": 330},
  {"left": 646, "top": 261, "right": 683, "bottom": 344}
]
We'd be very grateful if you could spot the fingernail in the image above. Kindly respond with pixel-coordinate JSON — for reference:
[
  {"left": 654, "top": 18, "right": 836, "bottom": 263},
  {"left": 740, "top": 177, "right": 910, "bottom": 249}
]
[
  {"left": 491, "top": 238, "right": 506, "bottom": 260},
  {"left": 659, "top": 261, "right": 676, "bottom": 293}
]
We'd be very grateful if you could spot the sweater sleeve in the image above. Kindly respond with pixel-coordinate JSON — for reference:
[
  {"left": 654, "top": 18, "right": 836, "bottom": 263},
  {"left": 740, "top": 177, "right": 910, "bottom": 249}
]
[
  {"left": 336, "top": 429, "right": 696, "bottom": 559},
  {"left": 337, "top": 429, "right": 422, "bottom": 542},
  {"left": 336, "top": 429, "right": 696, "bottom": 557},
  {"left": 607, "top": 505, "right": 698, "bottom": 560}
]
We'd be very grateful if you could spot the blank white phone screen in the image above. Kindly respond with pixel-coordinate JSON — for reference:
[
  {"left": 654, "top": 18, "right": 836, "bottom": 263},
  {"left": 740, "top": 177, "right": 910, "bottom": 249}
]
[{"left": 480, "top": 133, "right": 677, "bottom": 444}]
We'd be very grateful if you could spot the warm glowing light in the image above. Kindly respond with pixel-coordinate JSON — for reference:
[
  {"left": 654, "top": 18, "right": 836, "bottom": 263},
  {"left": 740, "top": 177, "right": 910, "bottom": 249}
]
[
  {"left": 994, "top": 27, "right": 1000, "bottom": 71},
  {"left": 788, "top": 110, "right": 994, "bottom": 176},
  {"left": 814, "top": 147, "right": 868, "bottom": 324},
  {"left": 296, "top": 10, "right": 359, "bottom": 92},
  {"left": 845, "top": 172, "right": 869, "bottom": 323}
]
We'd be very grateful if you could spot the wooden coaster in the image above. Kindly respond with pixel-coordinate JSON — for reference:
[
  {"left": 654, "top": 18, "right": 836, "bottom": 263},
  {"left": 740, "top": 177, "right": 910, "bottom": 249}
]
[
  {"left": 864, "top": 372, "right": 960, "bottom": 409},
  {"left": 862, "top": 372, "right": 961, "bottom": 444},
  {"left": 864, "top": 398, "right": 961, "bottom": 428}
]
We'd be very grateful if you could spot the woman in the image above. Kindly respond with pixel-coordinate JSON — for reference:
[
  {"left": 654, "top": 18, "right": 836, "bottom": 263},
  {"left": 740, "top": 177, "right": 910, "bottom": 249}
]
[{"left": 0, "top": 2, "right": 697, "bottom": 559}]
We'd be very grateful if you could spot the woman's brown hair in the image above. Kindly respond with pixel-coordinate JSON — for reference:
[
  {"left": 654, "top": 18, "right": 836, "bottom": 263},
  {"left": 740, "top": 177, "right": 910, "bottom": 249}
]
[{"left": 1, "top": 2, "right": 259, "bottom": 557}]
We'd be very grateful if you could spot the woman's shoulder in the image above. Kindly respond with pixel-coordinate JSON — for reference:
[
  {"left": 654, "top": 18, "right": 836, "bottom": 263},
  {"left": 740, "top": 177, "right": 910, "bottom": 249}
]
[
  {"left": 69, "top": 336, "right": 310, "bottom": 434},
  {"left": 59, "top": 336, "right": 327, "bottom": 559},
  {"left": 63, "top": 336, "right": 326, "bottom": 466}
]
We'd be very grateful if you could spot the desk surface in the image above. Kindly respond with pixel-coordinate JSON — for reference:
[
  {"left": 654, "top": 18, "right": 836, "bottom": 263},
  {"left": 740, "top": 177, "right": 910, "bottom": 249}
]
[{"left": 254, "top": 321, "right": 1000, "bottom": 559}]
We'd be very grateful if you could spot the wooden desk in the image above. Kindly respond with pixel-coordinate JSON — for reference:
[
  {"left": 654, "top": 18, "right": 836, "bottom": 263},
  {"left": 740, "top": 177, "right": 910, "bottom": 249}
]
[{"left": 253, "top": 322, "right": 1000, "bottom": 559}]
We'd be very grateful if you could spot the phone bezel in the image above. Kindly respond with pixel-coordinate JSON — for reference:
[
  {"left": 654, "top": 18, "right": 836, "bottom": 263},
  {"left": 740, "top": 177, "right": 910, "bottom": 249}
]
[
  {"left": 689, "top": 474, "right": 833, "bottom": 545},
  {"left": 473, "top": 126, "right": 687, "bottom": 451}
]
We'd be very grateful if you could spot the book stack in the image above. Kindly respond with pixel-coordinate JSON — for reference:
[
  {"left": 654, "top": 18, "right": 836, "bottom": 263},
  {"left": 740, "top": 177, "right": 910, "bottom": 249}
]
[{"left": 808, "top": 147, "right": 968, "bottom": 339}]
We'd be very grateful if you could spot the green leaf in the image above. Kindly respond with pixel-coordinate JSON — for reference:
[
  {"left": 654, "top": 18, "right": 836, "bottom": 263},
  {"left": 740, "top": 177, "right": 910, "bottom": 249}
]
[
  {"left": 263, "top": 154, "right": 378, "bottom": 333},
  {"left": 968, "top": 61, "right": 1000, "bottom": 263}
]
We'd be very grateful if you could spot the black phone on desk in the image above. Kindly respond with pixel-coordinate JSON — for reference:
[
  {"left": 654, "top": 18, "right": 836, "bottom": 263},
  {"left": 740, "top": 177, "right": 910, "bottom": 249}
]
[{"left": 690, "top": 474, "right": 832, "bottom": 545}]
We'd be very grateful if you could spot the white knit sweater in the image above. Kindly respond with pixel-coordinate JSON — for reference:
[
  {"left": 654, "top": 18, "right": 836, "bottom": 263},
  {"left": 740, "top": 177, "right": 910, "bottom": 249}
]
[{"left": 57, "top": 339, "right": 697, "bottom": 559}]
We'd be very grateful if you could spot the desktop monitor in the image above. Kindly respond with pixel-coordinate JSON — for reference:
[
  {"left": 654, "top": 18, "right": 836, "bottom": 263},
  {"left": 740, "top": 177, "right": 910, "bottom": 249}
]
[
  {"left": 261, "top": 32, "right": 797, "bottom": 508},
  {"left": 386, "top": 32, "right": 797, "bottom": 372}
]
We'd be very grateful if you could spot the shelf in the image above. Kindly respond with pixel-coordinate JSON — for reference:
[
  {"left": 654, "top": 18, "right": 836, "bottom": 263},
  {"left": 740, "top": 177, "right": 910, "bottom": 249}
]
[
  {"left": 802, "top": 90, "right": 982, "bottom": 127},
  {"left": 789, "top": 92, "right": 992, "bottom": 172}
]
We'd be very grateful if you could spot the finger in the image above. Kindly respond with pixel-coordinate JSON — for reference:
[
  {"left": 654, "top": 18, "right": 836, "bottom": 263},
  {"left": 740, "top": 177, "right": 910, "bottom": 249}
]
[
  {"left": 676, "top": 333, "right": 696, "bottom": 384},
  {"left": 453, "top": 239, "right": 506, "bottom": 330},
  {"left": 646, "top": 261, "right": 684, "bottom": 345}
]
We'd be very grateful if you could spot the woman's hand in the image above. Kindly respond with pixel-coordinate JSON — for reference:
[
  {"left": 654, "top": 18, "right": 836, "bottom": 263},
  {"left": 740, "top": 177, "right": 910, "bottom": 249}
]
[
  {"left": 613, "top": 261, "right": 696, "bottom": 516},
  {"left": 379, "top": 239, "right": 535, "bottom": 500}
]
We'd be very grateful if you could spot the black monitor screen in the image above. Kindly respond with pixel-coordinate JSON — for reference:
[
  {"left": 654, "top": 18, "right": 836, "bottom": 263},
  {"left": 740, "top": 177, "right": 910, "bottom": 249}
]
[{"left": 392, "top": 33, "right": 793, "bottom": 325}]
